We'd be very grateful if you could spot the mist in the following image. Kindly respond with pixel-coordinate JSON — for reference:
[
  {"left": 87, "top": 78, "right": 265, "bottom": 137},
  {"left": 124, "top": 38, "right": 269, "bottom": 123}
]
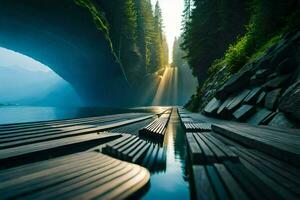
[{"left": 0, "top": 48, "right": 82, "bottom": 107}]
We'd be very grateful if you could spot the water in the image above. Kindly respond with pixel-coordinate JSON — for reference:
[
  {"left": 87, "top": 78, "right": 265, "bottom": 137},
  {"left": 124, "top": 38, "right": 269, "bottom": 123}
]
[{"left": 142, "top": 109, "right": 191, "bottom": 199}]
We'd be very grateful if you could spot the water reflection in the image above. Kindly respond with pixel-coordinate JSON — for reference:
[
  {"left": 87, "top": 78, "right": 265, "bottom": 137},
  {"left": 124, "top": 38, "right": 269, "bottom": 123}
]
[{"left": 142, "top": 109, "right": 190, "bottom": 199}]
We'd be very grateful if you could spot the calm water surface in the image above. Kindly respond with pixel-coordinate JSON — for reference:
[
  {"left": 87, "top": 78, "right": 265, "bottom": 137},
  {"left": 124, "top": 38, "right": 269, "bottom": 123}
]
[{"left": 142, "top": 109, "right": 190, "bottom": 199}]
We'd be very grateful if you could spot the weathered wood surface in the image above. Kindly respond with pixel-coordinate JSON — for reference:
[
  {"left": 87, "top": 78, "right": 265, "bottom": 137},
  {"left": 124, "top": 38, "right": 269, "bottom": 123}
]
[
  {"left": 212, "top": 123, "right": 300, "bottom": 166},
  {"left": 139, "top": 111, "right": 171, "bottom": 142},
  {"left": 179, "top": 108, "right": 300, "bottom": 200},
  {"left": 0, "top": 132, "right": 121, "bottom": 169},
  {"left": 183, "top": 122, "right": 212, "bottom": 132},
  {"left": 0, "top": 113, "right": 154, "bottom": 168},
  {"left": 102, "top": 134, "right": 166, "bottom": 173},
  {"left": 0, "top": 152, "right": 150, "bottom": 200},
  {"left": 106, "top": 118, "right": 154, "bottom": 135},
  {"left": 186, "top": 132, "right": 238, "bottom": 164},
  {"left": 0, "top": 113, "right": 147, "bottom": 131}
]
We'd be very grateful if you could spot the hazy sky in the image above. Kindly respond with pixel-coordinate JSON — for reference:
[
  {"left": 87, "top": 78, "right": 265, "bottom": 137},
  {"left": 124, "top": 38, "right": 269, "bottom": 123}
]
[
  {"left": 0, "top": 47, "right": 50, "bottom": 72},
  {"left": 151, "top": 0, "right": 184, "bottom": 63}
]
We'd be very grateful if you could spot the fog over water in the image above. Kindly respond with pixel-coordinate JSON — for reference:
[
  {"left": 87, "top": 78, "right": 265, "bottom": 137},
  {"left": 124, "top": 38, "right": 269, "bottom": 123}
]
[{"left": 0, "top": 47, "right": 82, "bottom": 107}]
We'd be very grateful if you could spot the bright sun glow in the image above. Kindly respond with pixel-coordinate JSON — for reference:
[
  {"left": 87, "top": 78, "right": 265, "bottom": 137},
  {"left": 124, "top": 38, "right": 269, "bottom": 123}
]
[{"left": 151, "top": 0, "right": 184, "bottom": 63}]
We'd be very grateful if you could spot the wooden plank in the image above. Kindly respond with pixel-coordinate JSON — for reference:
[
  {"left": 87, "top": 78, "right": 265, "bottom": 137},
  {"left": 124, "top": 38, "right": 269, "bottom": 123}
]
[
  {"left": 186, "top": 133, "right": 203, "bottom": 163},
  {"left": 204, "top": 133, "right": 239, "bottom": 161},
  {"left": 0, "top": 116, "right": 127, "bottom": 136},
  {"left": 224, "top": 160, "right": 280, "bottom": 200},
  {"left": 0, "top": 115, "right": 153, "bottom": 150},
  {"left": 0, "top": 113, "right": 147, "bottom": 131},
  {"left": 192, "top": 166, "right": 217, "bottom": 200},
  {"left": 232, "top": 148, "right": 298, "bottom": 200},
  {"left": 212, "top": 124, "right": 300, "bottom": 166},
  {"left": 139, "top": 115, "right": 170, "bottom": 142},
  {"left": 193, "top": 133, "right": 217, "bottom": 163},
  {"left": 235, "top": 147, "right": 300, "bottom": 193},
  {"left": 0, "top": 133, "right": 121, "bottom": 166},
  {"left": 198, "top": 134, "right": 227, "bottom": 161},
  {"left": 248, "top": 149, "right": 300, "bottom": 177},
  {"left": 206, "top": 165, "right": 230, "bottom": 200},
  {"left": 131, "top": 142, "right": 151, "bottom": 163},
  {"left": 223, "top": 161, "right": 267, "bottom": 199},
  {"left": 102, "top": 135, "right": 166, "bottom": 173},
  {"left": 183, "top": 122, "right": 211, "bottom": 132},
  {"left": 214, "top": 164, "right": 250, "bottom": 200},
  {"left": 0, "top": 152, "right": 150, "bottom": 200}
]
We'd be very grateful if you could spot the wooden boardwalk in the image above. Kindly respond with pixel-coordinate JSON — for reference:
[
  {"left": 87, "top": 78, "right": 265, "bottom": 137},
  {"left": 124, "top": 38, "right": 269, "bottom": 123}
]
[
  {"left": 102, "top": 134, "right": 166, "bottom": 172},
  {"left": 0, "top": 109, "right": 171, "bottom": 199},
  {"left": 1, "top": 107, "right": 298, "bottom": 199},
  {"left": 179, "top": 108, "right": 300, "bottom": 200},
  {"left": 0, "top": 113, "right": 153, "bottom": 169},
  {"left": 0, "top": 152, "right": 150, "bottom": 200},
  {"left": 139, "top": 109, "right": 172, "bottom": 143}
]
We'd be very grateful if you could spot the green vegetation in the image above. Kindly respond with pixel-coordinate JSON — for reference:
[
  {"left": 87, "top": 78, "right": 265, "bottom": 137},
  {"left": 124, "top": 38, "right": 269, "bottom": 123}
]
[
  {"left": 182, "top": 0, "right": 299, "bottom": 111},
  {"left": 74, "top": 0, "right": 130, "bottom": 82},
  {"left": 172, "top": 36, "right": 186, "bottom": 68},
  {"left": 181, "top": 0, "right": 249, "bottom": 82},
  {"left": 75, "top": 0, "right": 169, "bottom": 84}
]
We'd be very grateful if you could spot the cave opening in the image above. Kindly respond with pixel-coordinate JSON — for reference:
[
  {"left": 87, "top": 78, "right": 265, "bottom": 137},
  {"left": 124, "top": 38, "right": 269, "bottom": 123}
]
[{"left": 0, "top": 47, "right": 82, "bottom": 107}]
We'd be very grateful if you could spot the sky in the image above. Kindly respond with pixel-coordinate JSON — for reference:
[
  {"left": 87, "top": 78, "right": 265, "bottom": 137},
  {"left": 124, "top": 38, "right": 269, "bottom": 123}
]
[
  {"left": 0, "top": 47, "right": 51, "bottom": 72},
  {"left": 151, "top": 0, "right": 184, "bottom": 63}
]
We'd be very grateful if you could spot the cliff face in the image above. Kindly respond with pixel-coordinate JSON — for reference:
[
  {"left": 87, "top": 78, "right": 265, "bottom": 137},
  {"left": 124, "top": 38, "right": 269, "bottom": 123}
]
[
  {"left": 201, "top": 29, "right": 300, "bottom": 128},
  {"left": 0, "top": 0, "right": 133, "bottom": 105}
]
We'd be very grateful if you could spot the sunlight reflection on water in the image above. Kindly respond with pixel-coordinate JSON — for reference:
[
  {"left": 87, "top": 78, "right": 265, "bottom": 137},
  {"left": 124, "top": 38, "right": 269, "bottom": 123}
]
[{"left": 142, "top": 109, "right": 190, "bottom": 199}]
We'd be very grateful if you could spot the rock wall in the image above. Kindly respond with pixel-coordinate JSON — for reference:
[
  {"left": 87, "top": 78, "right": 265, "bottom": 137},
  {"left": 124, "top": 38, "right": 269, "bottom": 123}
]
[{"left": 203, "top": 29, "right": 300, "bottom": 129}]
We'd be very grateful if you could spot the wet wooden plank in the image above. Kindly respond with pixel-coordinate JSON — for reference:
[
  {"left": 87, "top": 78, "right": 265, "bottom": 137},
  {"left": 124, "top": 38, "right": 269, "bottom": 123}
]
[
  {"left": 192, "top": 166, "right": 217, "bottom": 200},
  {"left": 0, "top": 133, "right": 121, "bottom": 168},
  {"left": 139, "top": 113, "right": 171, "bottom": 142},
  {"left": 102, "top": 135, "right": 166, "bottom": 173},
  {"left": 0, "top": 115, "right": 153, "bottom": 150},
  {"left": 0, "top": 113, "right": 148, "bottom": 132},
  {"left": 183, "top": 122, "right": 211, "bottom": 132},
  {"left": 214, "top": 164, "right": 250, "bottom": 200},
  {"left": 186, "top": 132, "right": 239, "bottom": 164},
  {"left": 212, "top": 124, "right": 300, "bottom": 166},
  {"left": 232, "top": 147, "right": 299, "bottom": 199},
  {"left": 186, "top": 133, "right": 204, "bottom": 163},
  {"left": 0, "top": 152, "right": 150, "bottom": 200}
]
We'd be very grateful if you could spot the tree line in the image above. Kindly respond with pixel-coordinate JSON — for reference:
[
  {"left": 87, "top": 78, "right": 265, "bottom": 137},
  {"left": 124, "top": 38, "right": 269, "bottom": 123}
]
[
  {"left": 181, "top": 0, "right": 299, "bottom": 84},
  {"left": 93, "top": 0, "right": 169, "bottom": 83}
]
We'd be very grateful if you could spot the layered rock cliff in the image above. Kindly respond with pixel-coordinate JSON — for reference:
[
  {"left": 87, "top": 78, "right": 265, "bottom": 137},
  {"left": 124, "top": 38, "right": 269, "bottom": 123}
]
[{"left": 201, "top": 28, "right": 300, "bottom": 128}]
